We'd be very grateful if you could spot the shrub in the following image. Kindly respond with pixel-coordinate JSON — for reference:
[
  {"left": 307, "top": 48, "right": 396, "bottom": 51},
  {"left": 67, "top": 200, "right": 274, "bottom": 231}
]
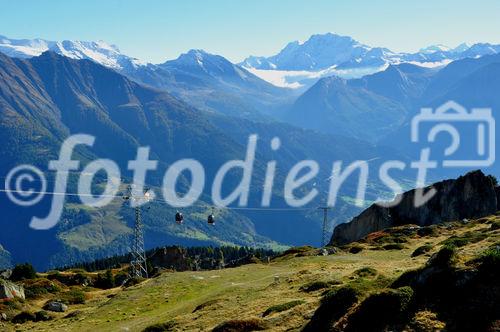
[
  {"left": 395, "top": 286, "right": 414, "bottom": 308},
  {"left": 24, "top": 286, "right": 48, "bottom": 299},
  {"left": 477, "top": 248, "right": 500, "bottom": 278},
  {"left": 61, "top": 289, "right": 86, "bottom": 304},
  {"left": 95, "top": 270, "right": 115, "bottom": 289},
  {"left": 300, "top": 281, "right": 330, "bottom": 292},
  {"left": 409, "top": 310, "right": 446, "bottom": 331},
  {"left": 417, "top": 226, "right": 438, "bottom": 237},
  {"left": 487, "top": 174, "right": 498, "bottom": 186},
  {"left": 263, "top": 300, "right": 304, "bottom": 317},
  {"left": 47, "top": 271, "right": 90, "bottom": 286},
  {"left": 372, "top": 233, "right": 408, "bottom": 244},
  {"left": 427, "top": 245, "right": 457, "bottom": 268},
  {"left": 353, "top": 267, "right": 378, "bottom": 278},
  {"left": 10, "top": 263, "right": 37, "bottom": 281},
  {"left": 300, "top": 280, "right": 341, "bottom": 292},
  {"left": 23, "top": 278, "right": 61, "bottom": 299},
  {"left": 124, "top": 277, "right": 145, "bottom": 287},
  {"left": 35, "top": 310, "right": 52, "bottom": 321},
  {"left": 114, "top": 272, "right": 128, "bottom": 286},
  {"left": 345, "top": 287, "right": 414, "bottom": 331},
  {"left": 142, "top": 320, "right": 176, "bottom": 332},
  {"left": 303, "top": 286, "right": 359, "bottom": 332},
  {"left": 442, "top": 237, "right": 469, "bottom": 247},
  {"left": 11, "top": 311, "right": 36, "bottom": 324},
  {"left": 212, "top": 318, "right": 268, "bottom": 332},
  {"left": 349, "top": 276, "right": 393, "bottom": 297},
  {"left": 322, "top": 285, "right": 360, "bottom": 306},
  {"left": 349, "top": 244, "right": 363, "bottom": 254},
  {"left": 383, "top": 243, "right": 405, "bottom": 250},
  {"left": 0, "top": 298, "right": 23, "bottom": 311},
  {"left": 391, "top": 268, "right": 422, "bottom": 288},
  {"left": 441, "top": 231, "right": 487, "bottom": 248},
  {"left": 490, "top": 220, "right": 500, "bottom": 231},
  {"left": 411, "top": 244, "right": 433, "bottom": 257}
]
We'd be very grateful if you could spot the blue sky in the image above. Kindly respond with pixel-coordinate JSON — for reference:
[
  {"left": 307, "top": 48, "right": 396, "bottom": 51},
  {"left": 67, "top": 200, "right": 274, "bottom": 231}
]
[{"left": 1, "top": 0, "right": 499, "bottom": 63}]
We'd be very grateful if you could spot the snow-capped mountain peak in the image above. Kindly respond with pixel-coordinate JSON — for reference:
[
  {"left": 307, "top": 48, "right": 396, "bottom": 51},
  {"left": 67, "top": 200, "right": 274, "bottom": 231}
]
[
  {"left": 257, "top": 33, "right": 371, "bottom": 71},
  {"left": 161, "top": 49, "right": 248, "bottom": 79},
  {"left": 0, "top": 36, "right": 146, "bottom": 70},
  {"left": 419, "top": 44, "right": 451, "bottom": 54},
  {"left": 239, "top": 33, "right": 500, "bottom": 89},
  {"left": 0, "top": 35, "right": 56, "bottom": 57},
  {"left": 453, "top": 42, "right": 470, "bottom": 53}
]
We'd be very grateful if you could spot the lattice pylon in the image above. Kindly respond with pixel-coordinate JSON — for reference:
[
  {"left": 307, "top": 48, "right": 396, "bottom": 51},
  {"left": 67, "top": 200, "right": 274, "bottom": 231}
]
[{"left": 130, "top": 206, "right": 148, "bottom": 278}]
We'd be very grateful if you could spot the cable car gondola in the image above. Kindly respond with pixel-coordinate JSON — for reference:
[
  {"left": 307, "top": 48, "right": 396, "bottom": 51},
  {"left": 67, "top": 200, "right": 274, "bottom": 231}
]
[
  {"left": 207, "top": 207, "right": 215, "bottom": 225},
  {"left": 175, "top": 211, "right": 184, "bottom": 224}
]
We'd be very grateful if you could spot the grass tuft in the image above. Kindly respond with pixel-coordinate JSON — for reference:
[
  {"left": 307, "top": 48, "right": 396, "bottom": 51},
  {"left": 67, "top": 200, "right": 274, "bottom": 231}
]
[
  {"left": 353, "top": 267, "right": 378, "bottom": 278},
  {"left": 263, "top": 300, "right": 305, "bottom": 317},
  {"left": 411, "top": 244, "right": 433, "bottom": 257},
  {"left": 441, "top": 231, "right": 487, "bottom": 247}
]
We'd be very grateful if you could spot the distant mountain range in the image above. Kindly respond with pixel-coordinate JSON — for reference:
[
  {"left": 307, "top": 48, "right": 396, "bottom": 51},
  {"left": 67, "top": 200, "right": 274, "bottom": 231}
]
[
  {"left": 3, "top": 33, "right": 500, "bottom": 92},
  {"left": 240, "top": 33, "right": 500, "bottom": 89},
  {"left": 240, "top": 33, "right": 500, "bottom": 72}
]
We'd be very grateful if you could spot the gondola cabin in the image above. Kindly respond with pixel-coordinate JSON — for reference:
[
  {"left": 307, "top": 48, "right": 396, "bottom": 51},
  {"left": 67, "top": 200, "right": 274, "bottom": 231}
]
[{"left": 175, "top": 211, "right": 184, "bottom": 224}]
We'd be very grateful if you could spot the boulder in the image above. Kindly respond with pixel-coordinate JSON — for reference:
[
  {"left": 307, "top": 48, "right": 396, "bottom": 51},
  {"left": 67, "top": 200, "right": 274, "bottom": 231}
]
[
  {"left": 0, "top": 269, "right": 12, "bottom": 279},
  {"left": 44, "top": 301, "right": 68, "bottom": 312},
  {"left": 0, "top": 279, "right": 25, "bottom": 300},
  {"left": 331, "top": 170, "right": 498, "bottom": 245}
]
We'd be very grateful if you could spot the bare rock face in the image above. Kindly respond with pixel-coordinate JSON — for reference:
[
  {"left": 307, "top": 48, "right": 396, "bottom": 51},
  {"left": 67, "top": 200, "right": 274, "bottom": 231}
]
[
  {"left": 331, "top": 170, "right": 499, "bottom": 245},
  {"left": 0, "top": 279, "right": 25, "bottom": 300}
]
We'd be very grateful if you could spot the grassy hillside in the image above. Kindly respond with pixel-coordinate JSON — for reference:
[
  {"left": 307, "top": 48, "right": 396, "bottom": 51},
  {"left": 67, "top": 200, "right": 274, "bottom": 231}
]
[{"left": 1, "top": 214, "right": 499, "bottom": 331}]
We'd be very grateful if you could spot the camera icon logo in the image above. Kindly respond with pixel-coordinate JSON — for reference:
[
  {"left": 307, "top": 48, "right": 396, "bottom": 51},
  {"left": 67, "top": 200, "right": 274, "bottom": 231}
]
[{"left": 411, "top": 101, "right": 495, "bottom": 167}]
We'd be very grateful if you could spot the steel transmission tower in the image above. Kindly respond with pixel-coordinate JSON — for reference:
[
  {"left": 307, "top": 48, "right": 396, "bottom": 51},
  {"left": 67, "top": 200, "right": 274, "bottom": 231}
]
[
  {"left": 123, "top": 186, "right": 150, "bottom": 279},
  {"left": 318, "top": 206, "right": 331, "bottom": 247}
]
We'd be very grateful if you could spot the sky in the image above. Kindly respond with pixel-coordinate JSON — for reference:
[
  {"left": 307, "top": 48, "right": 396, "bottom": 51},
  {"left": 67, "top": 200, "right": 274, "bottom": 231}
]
[{"left": 1, "top": 0, "right": 499, "bottom": 64}]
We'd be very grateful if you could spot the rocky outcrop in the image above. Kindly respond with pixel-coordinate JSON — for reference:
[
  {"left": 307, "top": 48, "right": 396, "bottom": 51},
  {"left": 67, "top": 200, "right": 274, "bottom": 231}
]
[
  {"left": 0, "top": 279, "right": 25, "bottom": 300},
  {"left": 44, "top": 301, "right": 68, "bottom": 312},
  {"left": 330, "top": 170, "right": 499, "bottom": 245}
]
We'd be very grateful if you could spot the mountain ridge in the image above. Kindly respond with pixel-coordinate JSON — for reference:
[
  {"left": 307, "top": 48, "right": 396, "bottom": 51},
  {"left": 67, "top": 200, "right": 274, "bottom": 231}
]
[{"left": 3, "top": 34, "right": 500, "bottom": 92}]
